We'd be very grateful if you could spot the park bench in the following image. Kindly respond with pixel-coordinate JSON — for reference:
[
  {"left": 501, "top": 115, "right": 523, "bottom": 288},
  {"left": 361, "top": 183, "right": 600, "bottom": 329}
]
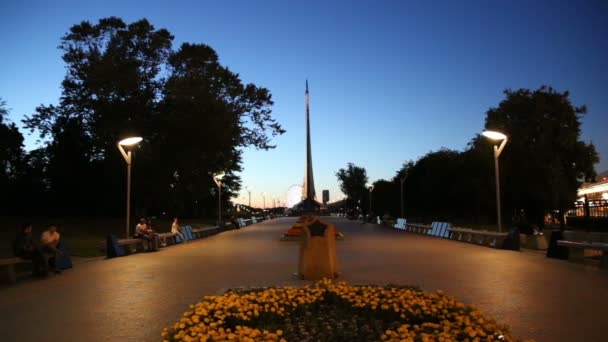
[
  {"left": 0, "top": 257, "right": 31, "bottom": 284},
  {"left": 191, "top": 226, "right": 219, "bottom": 238},
  {"left": 557, "top": 240, "right": 608, "bottom": 270},
  {"left": 449, "top": 227, "right": 508, "bottom": 248},
  {"left": 393, "top": 218, "right": 407, "bottom": 230},
  {"left": 406, "top": 223, "right": 432, "bottom": 234},
  {"left": 116, "top": 238, "right": 145, "bottom": 253},
  {"left": 157, "top": 232, "right": 176, "bottom": 247},
  {"left": 428, "top": 222, "right": 451, "bottom": 238},
  {"left": 561, "top": 231, "right": 608, "bottom": 257},
  {"left": 100, "top": 237, "right": 145, "bottom": 254}
]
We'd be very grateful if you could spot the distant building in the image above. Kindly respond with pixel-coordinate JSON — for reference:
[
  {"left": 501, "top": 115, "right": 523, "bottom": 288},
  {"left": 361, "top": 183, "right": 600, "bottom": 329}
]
[
  {"left": 569, "top": 170, "right": 608, "bottom": 218},
  {"left": 578, "top": 170, "right": 608, "bottom": 201},
  {"left": 322, "top": 190, "right": 329, "bottom": 204}
]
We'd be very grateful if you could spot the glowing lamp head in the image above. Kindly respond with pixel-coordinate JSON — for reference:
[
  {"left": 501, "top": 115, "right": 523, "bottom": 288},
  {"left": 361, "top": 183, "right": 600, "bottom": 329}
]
[
  {"left": 118, "top": 137, "right": 143, "bottom": 146},
  {"left": 482, "top": 130, "right": 507, "bottom": 141},
  {"left": 213, "top": 171, "right": 226, "bottom": 181}
]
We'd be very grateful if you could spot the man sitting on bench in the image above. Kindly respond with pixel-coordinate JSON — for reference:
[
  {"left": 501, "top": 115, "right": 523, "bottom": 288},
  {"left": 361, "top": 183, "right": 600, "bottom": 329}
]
[
  {"left": 13, "top": 223, "right": 48, "bottom": 276},
  {"left": 135, "top": 218, "right": 158, "bottom": 251},
  {"left": 40, "top": 224, "right": 63, "bottom": 274}
]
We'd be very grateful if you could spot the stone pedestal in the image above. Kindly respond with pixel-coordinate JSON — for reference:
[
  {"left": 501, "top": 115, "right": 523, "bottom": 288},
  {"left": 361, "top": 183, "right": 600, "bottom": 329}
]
[{"left": 298, "top": 219, "right": 338, "bottom": 280}]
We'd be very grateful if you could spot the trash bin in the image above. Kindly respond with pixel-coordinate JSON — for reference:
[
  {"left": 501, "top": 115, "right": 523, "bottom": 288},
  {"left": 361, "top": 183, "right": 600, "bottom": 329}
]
[{"left": 546, "top": 230, "right": 569, "bottom": 259}]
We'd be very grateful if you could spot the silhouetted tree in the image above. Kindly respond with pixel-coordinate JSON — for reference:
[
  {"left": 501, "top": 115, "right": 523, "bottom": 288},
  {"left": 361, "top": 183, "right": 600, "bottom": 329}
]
[
  {"left": 376, "top": 86, "right": 598, "bottom": 228},
  {"left": 0, "top": 99, "right": 27, "bottom": 214},
  {"left": 23, "top": 17, "right": 284, "bottom": 217},
  {"left": 336, "top": 163, "right": 368, "bottom": 213},
  {"left": 481, "top": 86, "right": 598, "bottom": 228}
]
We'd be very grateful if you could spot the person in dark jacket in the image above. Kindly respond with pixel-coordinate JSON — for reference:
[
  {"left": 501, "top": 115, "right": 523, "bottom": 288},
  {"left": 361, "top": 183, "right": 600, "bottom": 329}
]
[{"left": 13, "top": 224, "right": 47, "bottom": 276}]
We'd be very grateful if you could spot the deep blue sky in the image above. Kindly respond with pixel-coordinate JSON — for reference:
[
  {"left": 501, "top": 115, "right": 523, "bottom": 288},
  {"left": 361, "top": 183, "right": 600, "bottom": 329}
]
[{"left": 1, "top": 0, "right": 607, "bottom": 206}]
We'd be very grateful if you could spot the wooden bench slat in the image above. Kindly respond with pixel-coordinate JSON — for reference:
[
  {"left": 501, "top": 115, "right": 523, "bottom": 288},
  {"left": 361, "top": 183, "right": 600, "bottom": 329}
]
[
  {"left": 0, "top": 257, "right": 30, "bottom": 266},
  {"left": 557, "top": 240, "right": 608, "bottom": 251}
]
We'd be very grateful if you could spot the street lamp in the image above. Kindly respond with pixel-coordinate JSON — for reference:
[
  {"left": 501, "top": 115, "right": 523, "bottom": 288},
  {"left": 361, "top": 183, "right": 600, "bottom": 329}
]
[
  {"left": 213, "top": 171, "right": 226, "bottom": 226},
  {"left": 482, "top": 130, "right": 508, "bottom": 233},
  {"left": 400, "top": 172, "right": 408, "bottom": 218},
  {"left": 117, "top": 136, "right": 143, "bottom": 238},
  {"left": 261, "top": 192, "right": 266, "bottom": 210},
  {"left": 245, "top": 186, "right": 252, "bottom": 207},
  {"left": 367, "top": 184, "right": 375, "bottom": 216}
]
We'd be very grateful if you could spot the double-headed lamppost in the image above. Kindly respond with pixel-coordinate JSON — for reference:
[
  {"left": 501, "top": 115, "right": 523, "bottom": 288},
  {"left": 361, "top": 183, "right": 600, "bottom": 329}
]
[
  {"left": 400, "top": 172, "right": 408, "bottom": 218},
  {"left": 213, "top": 171, "right": 226, "bottom": 226},
  {"left": 368, "top": 184, "right": 375, "bottom": 216},
  {"left": 482, "top": 130, "right": 508, "bottom": 233},
  {"left": 117, "top": 136, "right": 143, "bottom": 238}
]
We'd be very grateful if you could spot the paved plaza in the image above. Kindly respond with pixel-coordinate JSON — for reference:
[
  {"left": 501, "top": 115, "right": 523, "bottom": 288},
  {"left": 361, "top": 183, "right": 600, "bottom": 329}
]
[{"left": 1, "top": 217, "right": 607, "bottom": 341}]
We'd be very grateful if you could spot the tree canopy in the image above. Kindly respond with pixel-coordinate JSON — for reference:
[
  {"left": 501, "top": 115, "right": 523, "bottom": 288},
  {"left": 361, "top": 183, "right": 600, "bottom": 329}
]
[
  {"left": 356, "top": 86, "right": 599, "bottom": 228},
  {"left": 16, "top": 17, "right": 284, "bottom": 217},
  {"left": 336, "top": 163, "right": 369, "bottom": 212},
  {"left": 482, "top": 86, "right": 598, "bottom": 225}
]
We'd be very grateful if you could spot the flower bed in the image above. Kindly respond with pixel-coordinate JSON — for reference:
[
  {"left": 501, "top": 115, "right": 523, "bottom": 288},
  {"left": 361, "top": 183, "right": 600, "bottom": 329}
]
[{"left": 163, "top": 280, "right": 528, "bottom": 342}]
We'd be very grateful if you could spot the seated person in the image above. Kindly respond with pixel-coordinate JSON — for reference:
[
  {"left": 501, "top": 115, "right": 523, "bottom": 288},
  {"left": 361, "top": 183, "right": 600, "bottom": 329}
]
[
  {"left": 40, "top": 224, "right": 63, "bottom": 274},
  {"left": 171, "top": 217, "right": 186, "bottom": 242},
  {"left": 230, "top": 216, "right": 240, "bottom": 229},
  {"left": 135, "top": 218, "right": 158, "bottom": 251},
  {"left": 13, "top": 223, "right": 47, "bottom": 276}
]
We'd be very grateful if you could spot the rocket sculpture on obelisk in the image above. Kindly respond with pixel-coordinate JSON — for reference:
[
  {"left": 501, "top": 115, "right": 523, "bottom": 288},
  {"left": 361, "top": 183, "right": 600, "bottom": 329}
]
[
  {"left": 293, "top": 80, "right": 321, "bottom": 212},
  {"left": 302, "top": 79, "right": 317, "bottom": 202}
]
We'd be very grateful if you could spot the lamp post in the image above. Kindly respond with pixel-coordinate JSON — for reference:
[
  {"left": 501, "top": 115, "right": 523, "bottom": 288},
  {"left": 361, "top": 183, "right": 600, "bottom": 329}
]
[
  {"left": 367, "top": 184, "right": 375, "bottom": 217},
  {"left": 245, "top": 186, "right": 251, "bottom": 207},
  {"left": 213, "top": 171, "right": 226, "bottom": 226},
  {"left": 261, "top": 192, "right": 266, "bottom": 210},
  {"left": 117, "top": 136, "right": 143, "bottom": 239},
  {"left": 400, "top": 172, "right": 408, "bottom": 218},
  {"left": 482, "top": 130, "right": 508, "bottom": 233}
]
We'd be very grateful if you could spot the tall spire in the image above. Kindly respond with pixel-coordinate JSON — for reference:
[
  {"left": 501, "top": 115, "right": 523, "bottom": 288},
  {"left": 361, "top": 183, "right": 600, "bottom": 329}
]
[{"left": 302, "top": 79, "right": 316, "bottom": 201}]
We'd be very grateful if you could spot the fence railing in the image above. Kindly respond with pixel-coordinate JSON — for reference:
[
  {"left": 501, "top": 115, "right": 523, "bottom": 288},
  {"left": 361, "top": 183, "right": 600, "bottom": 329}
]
[{"left": 567, "top": 200, "right": 608, "bottom": 218}]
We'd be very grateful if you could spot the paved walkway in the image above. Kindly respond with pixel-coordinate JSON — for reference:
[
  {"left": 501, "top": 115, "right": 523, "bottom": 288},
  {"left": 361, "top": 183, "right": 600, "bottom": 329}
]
[{"left": 1, "top": 217, "right": 607, "bottom": 341}]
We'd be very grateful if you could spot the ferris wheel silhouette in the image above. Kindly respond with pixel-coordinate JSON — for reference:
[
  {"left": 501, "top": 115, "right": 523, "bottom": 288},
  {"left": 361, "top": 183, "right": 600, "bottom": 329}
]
[{"left": 285, "top": 184, "right": 303, "bottom": 208}]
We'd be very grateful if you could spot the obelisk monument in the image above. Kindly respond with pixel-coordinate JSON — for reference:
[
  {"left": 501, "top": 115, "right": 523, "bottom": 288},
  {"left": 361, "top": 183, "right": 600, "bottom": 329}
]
[{"left": 295, "top": 80, "right": 321, "bottom": 211}]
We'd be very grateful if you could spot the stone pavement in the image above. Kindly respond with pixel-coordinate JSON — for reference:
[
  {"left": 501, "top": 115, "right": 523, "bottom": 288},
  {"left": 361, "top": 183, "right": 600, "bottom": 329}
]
[{"left": 0, "top": 217, "right": 606, "bottom": 341}]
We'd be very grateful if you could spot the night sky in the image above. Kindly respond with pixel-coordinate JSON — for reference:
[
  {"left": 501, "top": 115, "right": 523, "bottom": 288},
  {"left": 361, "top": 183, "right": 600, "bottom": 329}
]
[{"left": 1, "top": 0, "right": 606, "bottom": 206}]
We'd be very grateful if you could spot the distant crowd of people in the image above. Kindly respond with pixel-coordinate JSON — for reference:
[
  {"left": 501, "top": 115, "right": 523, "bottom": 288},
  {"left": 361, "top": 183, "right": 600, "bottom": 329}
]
[{"left": 13, "top": 224, "right": 65, "bottom": 276}]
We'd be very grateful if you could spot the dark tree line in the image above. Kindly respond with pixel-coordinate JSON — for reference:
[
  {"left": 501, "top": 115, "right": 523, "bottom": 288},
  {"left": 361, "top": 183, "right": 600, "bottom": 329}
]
[
  {"left": 337, "top": 86, "right": 599, "bottom": 228},
  {"left": 1, "top": 17, "right": 284, "bottom": 218}
]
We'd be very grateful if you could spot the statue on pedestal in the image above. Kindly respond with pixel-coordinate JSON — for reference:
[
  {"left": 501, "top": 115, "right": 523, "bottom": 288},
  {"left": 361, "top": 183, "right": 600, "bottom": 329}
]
[{"left": 298, "top": 218, "right": 338, "bottom": 280}]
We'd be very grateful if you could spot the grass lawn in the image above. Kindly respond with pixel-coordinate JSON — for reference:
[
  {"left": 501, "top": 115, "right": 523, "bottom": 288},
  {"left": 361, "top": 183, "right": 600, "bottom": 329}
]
[{"left": 0, "top": 217, "right": 216, "bottom": 258}]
